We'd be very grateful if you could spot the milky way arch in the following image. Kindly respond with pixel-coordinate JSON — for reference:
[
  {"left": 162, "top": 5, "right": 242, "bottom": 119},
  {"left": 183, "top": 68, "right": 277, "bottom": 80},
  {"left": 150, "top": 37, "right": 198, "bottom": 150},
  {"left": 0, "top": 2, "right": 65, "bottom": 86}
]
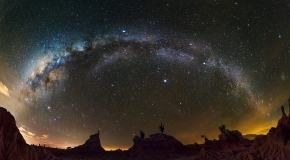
[{"left": 17, "top": 31, "right": 257, "bottom": 148}]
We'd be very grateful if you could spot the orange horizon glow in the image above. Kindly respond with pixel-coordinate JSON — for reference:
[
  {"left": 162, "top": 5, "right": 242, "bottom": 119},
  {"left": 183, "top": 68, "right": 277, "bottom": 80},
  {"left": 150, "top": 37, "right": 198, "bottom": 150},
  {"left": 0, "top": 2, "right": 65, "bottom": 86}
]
[
  {"left": 19, "top": 123, "right": 276, "bottom": 150},
  {"left": 16, "top": 98, "right": 287, "bottom": 150}
]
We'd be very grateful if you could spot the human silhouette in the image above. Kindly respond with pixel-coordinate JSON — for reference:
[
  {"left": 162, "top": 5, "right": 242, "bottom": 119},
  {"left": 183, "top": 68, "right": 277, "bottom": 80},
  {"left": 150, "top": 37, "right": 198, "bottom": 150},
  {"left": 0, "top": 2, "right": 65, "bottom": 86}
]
[
  {"left": 159, "top": 123, "right": 164, "bottom": 134},
  {"left": 140, "top": 130, "right": 145, "bottom": 139}
]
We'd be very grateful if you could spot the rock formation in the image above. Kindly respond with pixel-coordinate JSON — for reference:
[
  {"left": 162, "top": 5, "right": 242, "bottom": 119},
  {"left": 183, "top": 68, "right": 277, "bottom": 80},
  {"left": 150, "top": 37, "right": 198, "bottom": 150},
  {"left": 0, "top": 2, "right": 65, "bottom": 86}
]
[
  {"left": 128, "top": 133, "right": 197, "bottom": 159},
  {"left": 246, "top": 102, "right": 290, "bottom": 159},
  {"left": 76, "top": 133, "right": 105, "bottom": 154},
  {"left": 199, "top": 129, "right": 252, "bottom": 159},
  {"left": 4, "top": 100, "right": 290, "bottom": 160},
  {"left": 0, "top": 107, "right": 58, "bottom": 160},
  {"left": 50, "top": 133, "right": 105, "bottom": 159}
]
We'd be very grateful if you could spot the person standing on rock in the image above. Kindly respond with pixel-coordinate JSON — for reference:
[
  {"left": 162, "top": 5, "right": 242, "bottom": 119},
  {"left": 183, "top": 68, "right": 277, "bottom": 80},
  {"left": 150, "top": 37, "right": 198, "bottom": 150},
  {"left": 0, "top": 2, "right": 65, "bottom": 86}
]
[{"left": 159, "top": 123, "right": 164, "bottom": 134}]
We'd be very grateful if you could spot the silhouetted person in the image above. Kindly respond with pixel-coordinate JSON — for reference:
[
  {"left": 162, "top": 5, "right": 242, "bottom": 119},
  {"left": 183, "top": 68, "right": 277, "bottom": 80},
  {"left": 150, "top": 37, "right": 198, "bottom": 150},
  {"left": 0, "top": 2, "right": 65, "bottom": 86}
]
[
  {"left": 140, "top": 130, "right": 145, "bottom": 139},
  {"left": 159, "top": 123, "right": 164, "bottom": 134},
  {"left": 98, "top": 129, "right": 100, "bottom": 135}
]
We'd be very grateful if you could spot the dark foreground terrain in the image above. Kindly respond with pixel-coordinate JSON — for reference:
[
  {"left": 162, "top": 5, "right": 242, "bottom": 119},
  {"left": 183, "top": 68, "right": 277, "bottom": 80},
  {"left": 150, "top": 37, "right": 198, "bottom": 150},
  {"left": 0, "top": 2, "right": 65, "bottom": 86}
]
[{"left": 2, "top": 104, "right": 290, "bottom": 160}]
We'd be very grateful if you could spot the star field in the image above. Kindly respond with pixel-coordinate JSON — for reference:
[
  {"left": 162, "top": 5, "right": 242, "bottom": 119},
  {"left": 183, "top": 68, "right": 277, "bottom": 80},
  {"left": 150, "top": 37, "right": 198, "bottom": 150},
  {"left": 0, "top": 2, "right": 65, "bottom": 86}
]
[{"left": 0, "top": 0, "right": 290, "bottom": 149}]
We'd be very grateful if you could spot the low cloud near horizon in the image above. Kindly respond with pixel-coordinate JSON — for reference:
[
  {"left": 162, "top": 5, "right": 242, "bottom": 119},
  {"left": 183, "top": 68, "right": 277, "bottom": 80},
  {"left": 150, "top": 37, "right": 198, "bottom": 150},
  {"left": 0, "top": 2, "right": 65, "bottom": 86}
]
[
  {"left": 37, "top": 134, "right": 49, "bottom": 140},
  {"left": 18, "top": 124, "right": 77, "bottom": 148},
  {"left": 0, "top": 81, "right": 10, "bottom": 98},
  {"left": 19, "top": 125, "right": 50, "bottom": 144},
  {"left": 19, "top": 126, "right": 36, "bottom": 140}
]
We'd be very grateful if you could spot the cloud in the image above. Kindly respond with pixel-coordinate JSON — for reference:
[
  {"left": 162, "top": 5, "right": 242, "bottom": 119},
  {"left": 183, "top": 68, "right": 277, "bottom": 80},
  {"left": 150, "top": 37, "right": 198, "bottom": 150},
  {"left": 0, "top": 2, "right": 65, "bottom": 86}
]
[
  {"left": 36, "top": 134, "right": 49, "bottom": 140},
  {"left": 19, "top": 126, "right": 36, "bottom": 139},
  {"left": 28, "top": 131, "right": 36, "bottom": 137},
  {"left": 19, "top": 125, "right": 49, "bottom": 140},
  {"left": 41, "top": 134, "right": 49, "bottom": 139},
  {"left": 0, "top": 81, "right": 10, "bottom": 98}
]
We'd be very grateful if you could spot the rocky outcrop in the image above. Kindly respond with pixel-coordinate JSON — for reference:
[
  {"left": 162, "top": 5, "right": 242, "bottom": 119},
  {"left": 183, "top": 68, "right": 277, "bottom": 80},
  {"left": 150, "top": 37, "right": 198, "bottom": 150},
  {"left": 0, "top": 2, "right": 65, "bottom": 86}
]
[
  {"left": 246, "top": 103, "right": 290, "bottom": 160},
  {"left": 0, "top": 107, "right": 58, "bottom": 160},
  {"left": 199, "top": 129, "right": 252, "bottom": 159},
  {"left": 198, "top": 101, "right": 290, "bottom": 160},
  {"left": 50, "top": 133, "right": 105, "bottom": 159},
  {"left": 128, "top": 133, "right": 197, "bottom": 159},
  {"left": 75, "top": 133, "right": 105, "bottom": 154}
]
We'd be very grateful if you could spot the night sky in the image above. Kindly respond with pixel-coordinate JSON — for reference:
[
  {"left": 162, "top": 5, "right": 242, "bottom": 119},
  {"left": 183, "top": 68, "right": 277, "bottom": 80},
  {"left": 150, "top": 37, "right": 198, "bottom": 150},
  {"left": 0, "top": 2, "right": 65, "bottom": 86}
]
[{"left": 1, "top": 0, "right": 290, "bottom": 149}]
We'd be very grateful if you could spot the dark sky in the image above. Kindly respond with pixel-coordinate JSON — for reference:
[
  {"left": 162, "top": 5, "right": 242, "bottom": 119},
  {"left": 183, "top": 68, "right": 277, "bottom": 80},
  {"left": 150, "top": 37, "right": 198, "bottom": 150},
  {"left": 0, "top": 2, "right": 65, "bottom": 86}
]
[{"left": 1, "top": 0, "right": 290, "bottom": 149}]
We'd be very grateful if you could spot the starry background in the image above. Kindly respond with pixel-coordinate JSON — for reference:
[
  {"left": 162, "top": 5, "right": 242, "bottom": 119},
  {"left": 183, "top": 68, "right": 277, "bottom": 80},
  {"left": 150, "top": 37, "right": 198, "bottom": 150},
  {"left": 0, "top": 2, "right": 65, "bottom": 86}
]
[{"left": 0, "top": 0, "right": 290, "bottom": 149}]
